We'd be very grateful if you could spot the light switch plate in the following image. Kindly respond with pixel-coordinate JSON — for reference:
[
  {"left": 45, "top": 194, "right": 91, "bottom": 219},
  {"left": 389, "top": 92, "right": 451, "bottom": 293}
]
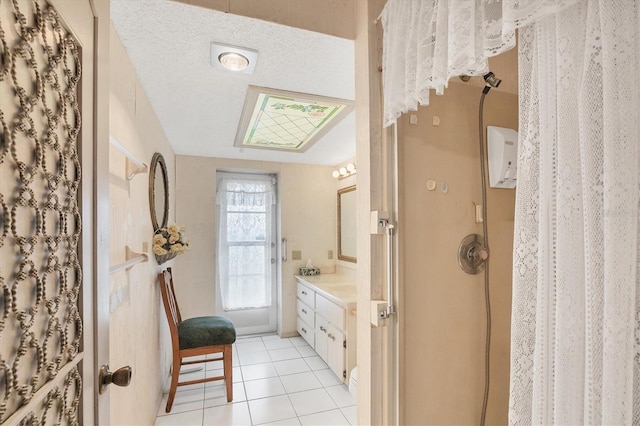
[
  {"left": 328, "top": 250, "right": 333, "bottom": 260},
  {"left": 292, "top": 250, "right": 302, "bottom": 260}
]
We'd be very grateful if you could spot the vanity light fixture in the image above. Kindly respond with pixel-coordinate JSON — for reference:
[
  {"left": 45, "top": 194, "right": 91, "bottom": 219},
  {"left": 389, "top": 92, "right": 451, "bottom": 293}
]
[
  {"left": 332, "top": 163, "right": 356, "bottom": 179},
  {"left": 211, "top": 42, "right": 258, "bottom": 74}
]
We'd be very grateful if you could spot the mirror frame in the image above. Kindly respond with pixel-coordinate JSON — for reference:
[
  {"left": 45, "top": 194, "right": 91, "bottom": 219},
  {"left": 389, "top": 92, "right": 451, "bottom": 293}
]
[
  {"left": 149, "top": 152, "right": 169, "bottom": 231},
  {"left": 337, "top": 184, "right": 357, "bottom": 263}
]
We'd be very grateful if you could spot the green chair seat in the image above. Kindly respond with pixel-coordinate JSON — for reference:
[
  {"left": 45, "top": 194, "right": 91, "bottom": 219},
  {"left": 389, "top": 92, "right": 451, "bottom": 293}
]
[{"left": 178, "top": 316, "right": 236, "bottom": 350}]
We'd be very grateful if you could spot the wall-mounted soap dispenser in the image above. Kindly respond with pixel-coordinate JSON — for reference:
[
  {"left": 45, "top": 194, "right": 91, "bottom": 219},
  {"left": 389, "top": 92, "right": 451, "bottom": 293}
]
[{"left": 487, "top": 126, "right": 518, "bottom": 189}]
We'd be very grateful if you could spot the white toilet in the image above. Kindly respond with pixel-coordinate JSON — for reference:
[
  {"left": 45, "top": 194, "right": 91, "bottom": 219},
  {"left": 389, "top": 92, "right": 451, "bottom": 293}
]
[{"left": 348, "top": 367, "right": 358, "bottom": 398}]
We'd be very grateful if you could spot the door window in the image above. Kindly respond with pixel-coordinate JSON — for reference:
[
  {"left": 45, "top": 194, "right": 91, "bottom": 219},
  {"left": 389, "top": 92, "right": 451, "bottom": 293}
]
[{"left": 216, "top": 173, "right": 276, "bottom": 311}]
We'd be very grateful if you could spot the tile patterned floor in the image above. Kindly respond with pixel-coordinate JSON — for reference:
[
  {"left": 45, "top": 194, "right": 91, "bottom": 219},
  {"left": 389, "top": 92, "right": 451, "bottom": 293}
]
[{"left": 155, "top": 335, "right": 357, "bottom": 425}]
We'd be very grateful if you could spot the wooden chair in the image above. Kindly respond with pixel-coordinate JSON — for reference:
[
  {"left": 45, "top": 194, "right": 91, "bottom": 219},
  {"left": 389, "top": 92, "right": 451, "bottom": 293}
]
[{"left": 158, "top": 267, "right": 236, "bottom": 412}]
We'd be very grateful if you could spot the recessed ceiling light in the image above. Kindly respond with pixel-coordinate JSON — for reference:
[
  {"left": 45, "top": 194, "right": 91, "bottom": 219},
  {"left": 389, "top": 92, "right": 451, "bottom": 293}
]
[
  {"left": 218, "top": 52, "right": 249, "bottom": 71},
  {"left": 211, "top": 42, "right": 258, "bottom": 74}
]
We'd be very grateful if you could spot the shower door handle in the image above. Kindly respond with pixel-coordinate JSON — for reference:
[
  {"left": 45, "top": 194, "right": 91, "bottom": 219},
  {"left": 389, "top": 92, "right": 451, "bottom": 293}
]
[
  {"left": 282, "top": 238, "right": 287, "bottom": 262},
  {"left": 380, "top": 219, "right": 396, "bottom": 318}
]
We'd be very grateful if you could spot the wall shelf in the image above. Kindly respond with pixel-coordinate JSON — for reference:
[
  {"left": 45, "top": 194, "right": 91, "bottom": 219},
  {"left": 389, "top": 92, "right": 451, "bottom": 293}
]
[
  {"left": 110, "top": 246, "right": 149, "bottom": 274},
  {"left": 109, "top": 136, "right": 148, "bottom": 180}
]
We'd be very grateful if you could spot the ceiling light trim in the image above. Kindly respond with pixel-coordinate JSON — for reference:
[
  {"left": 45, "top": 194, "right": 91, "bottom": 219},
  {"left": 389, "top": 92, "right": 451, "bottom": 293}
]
[
  {"left": 234, "top": 86, "right": 355, "bottom": 153},
  {"left": 211, "top": 42, "right": 258, "bottom": 74}
]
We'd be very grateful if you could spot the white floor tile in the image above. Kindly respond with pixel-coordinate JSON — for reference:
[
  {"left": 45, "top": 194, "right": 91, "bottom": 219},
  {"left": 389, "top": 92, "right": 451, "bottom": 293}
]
[
  {"left": 158, "top": 388, "right": 204, "bottom": 417},
  {"left": 239, "top": 350, "right": 271, "bottom": 365},
  {"left": 299, "top": 409, "right": 350, "bottom": 426},
  {"left": 236, "top": 336, "right": 264, "bottom": 344},
  {"left": 184, "top": 354, "right": 207, "bottom": 362},
  {"left": 289, "top": 336, "right": 308, "bottom": 347},
  {"left": 340, "top": 406, "right": 357, "bottom": 425},
  {"left": 248, "top": 395, "right": 297, "bottom": 425},
  {"left": 204, "top": 382, "right": 246, "bottom": 408},
  {"left": 169, "top": 368, "right": 206, "bottom": 393},
  {"left": 280, "top": 372, "right": 322, "bottom": 394},
  {"left": 244, "top": 377, "right": 286, "bottom": 400},
  {"left": 260, "top": 417, "right": 301, "bottom": 426},
  {"left": 313, "top": 369, "right": 342, "bottom": 387},
  {"left": 206, "top": 366, "right": 242, "bottom": 383},
  {"left": 155, "top": 408, "right": 203, "bottom": 426},
  {"left": 295, "top": 345, "right": 317, "bottom": 358},
  {"left": 205, "top": 360, "right": 223, "bottom": 371},
  {"left": 325, "top": 384, "right": 355, "bottom": 408},
  {"left": 237, "top": 340, "right": 268, "bottom": 353},
  {"left": 263, "top": 338, "right": 294, "bottom": 350},
  {"left": 241, "top": 362, "right": 278, "bottom": 381},
  {"left": 260, "top": 334, "right": 281, "bottom": 341},
  {"left": 202, "top": 401, "right": 252, "bottom": 425},
  {"left": 273, "top": 359, "right": 311, "bottom": 376},
  {"left": 288, "top": 388, "right": 337, "bottom": 416},
  {"left": 303, "top": 356, "right": 329, "bottom": 371},
  {"left": 155, "top": 333, "right": 357, "bottom": 426},
  {"left": 269, "top": 347, "right": 302, "bottom": 361}
]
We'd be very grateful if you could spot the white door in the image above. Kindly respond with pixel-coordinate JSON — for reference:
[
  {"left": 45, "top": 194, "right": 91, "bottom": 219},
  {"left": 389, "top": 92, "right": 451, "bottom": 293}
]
[
  {"left": 216, "top": 172, "right": 278, "bottom": 335},
  {"left": 0, "top": 0, "right": 109, "bottom": 424}
]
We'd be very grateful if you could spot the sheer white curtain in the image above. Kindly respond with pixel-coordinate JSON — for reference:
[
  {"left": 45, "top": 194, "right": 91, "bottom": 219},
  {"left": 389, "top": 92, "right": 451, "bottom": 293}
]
[
  {"left": 216, "top": 173, "right": 275, "bottom": 311},
  {"left": 510, "top": 2, "right": 640, "bottom": 424},
  {"left": 382, "top": 0, "right": 640, "bottom": 424},
  {"left": 380, "top": 0, "right": 578, "bottom": 128}
]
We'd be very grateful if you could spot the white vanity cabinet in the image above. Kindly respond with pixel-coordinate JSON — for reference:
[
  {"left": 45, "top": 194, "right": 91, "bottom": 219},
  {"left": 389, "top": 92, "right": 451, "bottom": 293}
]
[
  {"left": 295, "top": 275, "right": 356, "bottom": 383},
  {"left": 296, "top": 284, "right": 315, "bottom": 347}
]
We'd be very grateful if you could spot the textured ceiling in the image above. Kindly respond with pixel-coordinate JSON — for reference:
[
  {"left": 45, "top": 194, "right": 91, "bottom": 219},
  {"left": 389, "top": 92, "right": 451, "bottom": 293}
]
[{"left": 110, "top": 0, "right": 355, "bottom": 166}]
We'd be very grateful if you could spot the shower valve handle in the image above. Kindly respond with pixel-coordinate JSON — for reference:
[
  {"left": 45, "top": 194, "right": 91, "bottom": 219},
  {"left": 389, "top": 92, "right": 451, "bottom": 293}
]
[
  {"left": 458, "top": 234, "right": 489, "bottom": 275},
  {"left": 473, "top": 247, "right": 489, "bottom": 261}
]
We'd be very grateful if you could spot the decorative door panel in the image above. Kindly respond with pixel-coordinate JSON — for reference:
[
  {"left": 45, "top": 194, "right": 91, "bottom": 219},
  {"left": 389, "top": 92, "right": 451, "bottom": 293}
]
[{"left": 0, "top": 0, "right": 84, "bottom": 423}]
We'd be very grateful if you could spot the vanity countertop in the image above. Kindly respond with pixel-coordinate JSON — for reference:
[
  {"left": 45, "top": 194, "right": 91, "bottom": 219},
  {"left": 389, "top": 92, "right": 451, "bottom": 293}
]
[{"left": 295, "top": 274, "right": 357, "bottom": 307}]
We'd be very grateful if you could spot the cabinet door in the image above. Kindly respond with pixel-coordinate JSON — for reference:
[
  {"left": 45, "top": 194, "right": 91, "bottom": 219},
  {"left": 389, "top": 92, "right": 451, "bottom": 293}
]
[
  {"left": 315, "top": 315, "right": 329, "bottom": 360},
  {"left": 297, "top": 317, "right": 314, "bottom": 347},
  {"left": 297, "top": 300, "right": 314, "bottom": 328},
  {"left": 327, "top": 325, "right": 346, "bottom": 381},
  {"left": 297, "top": 283, "right": 315, "bottom": 308}
]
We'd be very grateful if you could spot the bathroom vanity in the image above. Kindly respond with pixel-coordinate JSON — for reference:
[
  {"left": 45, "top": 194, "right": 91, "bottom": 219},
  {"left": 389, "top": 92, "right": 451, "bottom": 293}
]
[{"left": 295, "top": 274, "right": 357, "bottom": 383}]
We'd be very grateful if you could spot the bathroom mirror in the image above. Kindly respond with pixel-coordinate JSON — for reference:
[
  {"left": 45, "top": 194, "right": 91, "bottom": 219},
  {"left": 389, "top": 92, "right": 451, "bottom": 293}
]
[
  {"left": 149, "top": 152, "right": 169, "bottom": 231},
  {"left": 338, "top": 185, "right": 357, "bottom": 263}
]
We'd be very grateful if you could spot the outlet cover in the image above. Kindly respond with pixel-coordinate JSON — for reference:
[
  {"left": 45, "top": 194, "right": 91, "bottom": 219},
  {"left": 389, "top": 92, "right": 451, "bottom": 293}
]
[
  {"left": 292, "top": 250, "right": 302, "bottom": 260},
  {"left": 328, "top": 250, "right": 334, "bottom": 260}
]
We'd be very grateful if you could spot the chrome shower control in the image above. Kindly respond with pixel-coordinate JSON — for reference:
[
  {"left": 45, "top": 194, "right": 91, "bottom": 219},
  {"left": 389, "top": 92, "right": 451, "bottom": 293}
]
[{"left": 458, "top": 234, "right": 489, "bottom": 274}]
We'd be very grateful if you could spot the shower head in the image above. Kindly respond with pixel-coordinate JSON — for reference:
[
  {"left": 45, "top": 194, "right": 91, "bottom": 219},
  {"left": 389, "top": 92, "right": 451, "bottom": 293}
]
[{"left": 483, "top": 72, "right": 502, "bottom": 88}]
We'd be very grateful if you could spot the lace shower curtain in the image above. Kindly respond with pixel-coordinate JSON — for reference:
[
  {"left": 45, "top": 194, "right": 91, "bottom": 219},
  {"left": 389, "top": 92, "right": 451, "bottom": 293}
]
[
  {"left": 381, "top": 0, "right": 579, "bottom": 128},
  {"left": 216, "top": 174, "right": 275, "bottom": 311},
  {"left": 381, "top": 0, "right": 640, "bottom": 424},
  {"left": 510, "top": 2, "right": 640, "bottom": 424}
]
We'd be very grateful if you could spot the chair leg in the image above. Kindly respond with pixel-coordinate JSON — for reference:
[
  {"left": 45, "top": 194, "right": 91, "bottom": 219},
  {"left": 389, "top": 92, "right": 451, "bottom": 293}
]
[
  {"left": 166, "top": 355, "right": 181, "bottom": 412},
  {"left": 224, "top": 344, "right": 233, "bottom": 402}
]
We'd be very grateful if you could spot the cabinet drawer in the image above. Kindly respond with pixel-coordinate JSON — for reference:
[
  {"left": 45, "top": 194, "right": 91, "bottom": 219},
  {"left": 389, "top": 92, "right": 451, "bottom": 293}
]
[
  {"left": 297, "top": 317, "right": 314, "bottom": 347},
  {"left": 297, "top": 300, "right": 314, "bottom": 327},
  {"left": 316, "top": 295, "right": 345, "bottom": 330},
  {"left": 297, "top": 283, "right": 315, "bottom": 308}
]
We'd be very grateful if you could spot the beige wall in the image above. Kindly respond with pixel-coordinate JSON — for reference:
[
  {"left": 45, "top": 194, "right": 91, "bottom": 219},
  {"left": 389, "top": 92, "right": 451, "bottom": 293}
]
[
  {"left": 108, "top": 26, "right": 176, "bottom": 425},
  {"left": 398, "top": 81, "right": 517, "bottom": 425},
  {"left": 174, "top": 156, "right": 337, "bottom": 336}
]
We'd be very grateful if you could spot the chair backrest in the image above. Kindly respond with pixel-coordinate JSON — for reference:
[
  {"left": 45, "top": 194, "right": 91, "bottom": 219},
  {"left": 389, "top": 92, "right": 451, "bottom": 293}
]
[{"left": 158, "top": 267, "right": 182, "bottom": 346}]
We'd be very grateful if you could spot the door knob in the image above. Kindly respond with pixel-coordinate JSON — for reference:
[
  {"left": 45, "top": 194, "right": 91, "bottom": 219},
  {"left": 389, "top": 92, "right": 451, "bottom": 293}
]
[{"left": 99, "top": 364, "right": 132, "bottom": 394}]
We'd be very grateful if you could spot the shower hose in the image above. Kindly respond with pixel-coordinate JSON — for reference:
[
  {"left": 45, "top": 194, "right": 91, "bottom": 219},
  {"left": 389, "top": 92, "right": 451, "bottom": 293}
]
[{"left": 478, "top": 90, "right": 492, "bottom": 426}]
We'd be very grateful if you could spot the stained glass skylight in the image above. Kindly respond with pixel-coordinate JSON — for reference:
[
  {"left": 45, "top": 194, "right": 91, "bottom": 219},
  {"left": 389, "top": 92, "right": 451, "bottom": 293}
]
[{"left": 234, "top": 86, "right": 354, "bottom": 152}]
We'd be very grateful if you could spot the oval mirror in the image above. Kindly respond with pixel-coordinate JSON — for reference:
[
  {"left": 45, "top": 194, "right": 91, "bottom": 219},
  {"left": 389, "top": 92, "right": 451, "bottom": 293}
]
[{"left": 149, "top": 152, "right": 169, "bottom": 231}]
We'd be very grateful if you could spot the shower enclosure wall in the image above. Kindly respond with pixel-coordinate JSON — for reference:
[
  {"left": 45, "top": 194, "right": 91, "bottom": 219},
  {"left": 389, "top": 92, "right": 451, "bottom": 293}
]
[{"left": 397, "top": 67, "right": 518, "bottom": 424}]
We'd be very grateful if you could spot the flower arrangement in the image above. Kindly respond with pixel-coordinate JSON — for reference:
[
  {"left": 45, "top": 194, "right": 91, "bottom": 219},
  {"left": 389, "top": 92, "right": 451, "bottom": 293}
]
[{"left": 152, "top": 223, "right": 189, "bottom": 264}]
